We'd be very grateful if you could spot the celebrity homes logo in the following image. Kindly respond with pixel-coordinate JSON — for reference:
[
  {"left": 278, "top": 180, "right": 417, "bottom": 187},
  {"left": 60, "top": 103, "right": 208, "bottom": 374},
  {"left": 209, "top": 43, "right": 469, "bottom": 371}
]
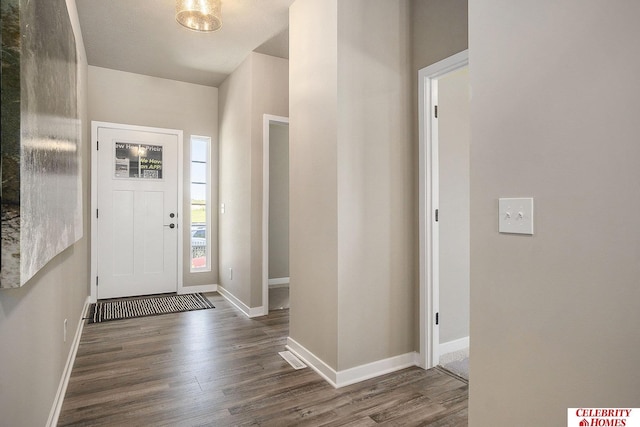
[{"left": 568, "top": 408, "right": 640, "bottom": 427}]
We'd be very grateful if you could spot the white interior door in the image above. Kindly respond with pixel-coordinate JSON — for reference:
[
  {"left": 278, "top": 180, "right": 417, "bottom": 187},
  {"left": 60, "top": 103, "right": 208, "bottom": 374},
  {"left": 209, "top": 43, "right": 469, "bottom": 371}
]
[{"left": 96, "top": 125, "right": 179, "bottom": 299}]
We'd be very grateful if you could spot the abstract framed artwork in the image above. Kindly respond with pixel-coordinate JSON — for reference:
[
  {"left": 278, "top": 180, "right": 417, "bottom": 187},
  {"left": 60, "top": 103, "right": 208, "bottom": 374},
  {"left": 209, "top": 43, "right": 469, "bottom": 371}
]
[{"left": 1, "top": 0, "right": 82, "bottom": 287}]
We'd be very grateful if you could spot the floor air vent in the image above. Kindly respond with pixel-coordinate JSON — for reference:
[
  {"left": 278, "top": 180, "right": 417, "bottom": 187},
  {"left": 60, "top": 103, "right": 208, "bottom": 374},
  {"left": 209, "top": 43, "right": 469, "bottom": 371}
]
[{"left": 279, "top": 351, "right": 307, "bottom": 370}]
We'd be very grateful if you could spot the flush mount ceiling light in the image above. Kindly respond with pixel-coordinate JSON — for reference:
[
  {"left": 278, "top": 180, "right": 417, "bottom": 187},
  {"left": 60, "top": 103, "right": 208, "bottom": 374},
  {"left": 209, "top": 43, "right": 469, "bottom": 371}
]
[{"left": 176, "top": 0, "right": 222, "bottom": 32}]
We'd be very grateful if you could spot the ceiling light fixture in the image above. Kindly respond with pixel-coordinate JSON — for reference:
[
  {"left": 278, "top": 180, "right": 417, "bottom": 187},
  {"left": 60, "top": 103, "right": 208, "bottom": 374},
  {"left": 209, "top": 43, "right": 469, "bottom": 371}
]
[{"left": 176, "top": 0, "right": 222, "bottom": 32}]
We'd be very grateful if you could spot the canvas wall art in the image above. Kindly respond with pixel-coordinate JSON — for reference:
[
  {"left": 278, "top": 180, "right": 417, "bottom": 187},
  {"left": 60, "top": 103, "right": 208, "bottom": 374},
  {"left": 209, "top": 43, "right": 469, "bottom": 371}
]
[{"left": 1, "top": 0, "right": 83, "bottom": 288}]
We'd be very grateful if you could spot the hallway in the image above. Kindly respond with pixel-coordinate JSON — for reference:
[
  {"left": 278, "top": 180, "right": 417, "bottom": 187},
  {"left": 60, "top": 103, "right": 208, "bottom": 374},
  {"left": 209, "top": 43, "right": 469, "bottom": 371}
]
[{"left": 58, "top": 293, "right": 468, "bottom": 426}]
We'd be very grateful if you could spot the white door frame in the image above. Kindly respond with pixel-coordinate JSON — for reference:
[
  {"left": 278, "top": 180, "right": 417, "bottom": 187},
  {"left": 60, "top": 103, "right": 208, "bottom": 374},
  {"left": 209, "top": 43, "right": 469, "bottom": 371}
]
[
  {"left": 418, "top": 50, "right": 468, "bottom": 369},
  {"left": 262, "top": 114, "right": 289, "bottom": 315},
  {"left": 90, "top": 121, "right": 184, "bottom": 303}
]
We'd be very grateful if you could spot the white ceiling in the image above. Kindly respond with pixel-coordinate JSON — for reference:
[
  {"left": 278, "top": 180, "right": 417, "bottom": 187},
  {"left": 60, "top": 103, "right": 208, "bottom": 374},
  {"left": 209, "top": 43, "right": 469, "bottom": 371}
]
[{"left": 76, "top": 0, "right": 294, "bottom": 87}]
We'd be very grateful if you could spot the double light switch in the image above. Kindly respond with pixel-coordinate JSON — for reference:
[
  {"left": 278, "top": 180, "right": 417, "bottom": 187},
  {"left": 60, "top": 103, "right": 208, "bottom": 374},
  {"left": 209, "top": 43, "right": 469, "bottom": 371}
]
[{"left": 499, "top": 198, "right": 534, "bottom": 235}]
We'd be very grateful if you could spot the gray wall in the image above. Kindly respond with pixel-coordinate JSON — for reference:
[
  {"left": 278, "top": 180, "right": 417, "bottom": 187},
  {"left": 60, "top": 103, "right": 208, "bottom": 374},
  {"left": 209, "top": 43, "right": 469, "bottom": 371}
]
[
  {"left": 87, "top": 66, "right": 219, "bottom": 287},
  {"left": 268, "top": 123, "right": 290, "bottom": 280},
  {"left": 289, "top": 0, "right": 339, "bottom": 367},
  {"left": 411, "top": 0, "right": 469, "bottom": 71},
  {"left": 249, "top": 53, "right": 290, "bottom": 306},
  {"left": 218, "top": 52, "right": 289, "bottom": 308},
  {"left": 218, "top": 57, "right": 253, "bottom": 304},
  {"left": 336, "top": 0, "right": 414, "bottom": 370},
  {"left": 438, "top": 67, "right": 470, "bottom": 345},
  {"left": 0, "top": 1, "right": 90, "bottom": 425},
  {"left": 290, "top": 0, "right": 414, "bottom": 372},
  {"left": 469, "top": 1, "right": 640, "bottom": 425}
]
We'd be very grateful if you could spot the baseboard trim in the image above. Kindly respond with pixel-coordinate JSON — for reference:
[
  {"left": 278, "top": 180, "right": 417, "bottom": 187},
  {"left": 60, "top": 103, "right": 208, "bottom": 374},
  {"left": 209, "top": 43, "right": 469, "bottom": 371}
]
[
  {"left": 335, "top": 352, "right": 419, "bottom": 388},
  {"left": 286, "top": 337, "right": 419, "bottom": 389},
  {"left": 440, "top": 336, "right": 469, "bottom": 355},
  {"left": 286, "top": 337, "right": 338, "bottom": 387},
  {"left": 46, "top": 297, "right": 90, "bottom": 427},
  {"left": 217, "top": 285, "right": 264, "bottom": 318},
  {"left": 178, "top": 283, "right": 218, "bottom": 294},
  {"left": 268, "top": 277, "right": 290, "bottom": 288}
]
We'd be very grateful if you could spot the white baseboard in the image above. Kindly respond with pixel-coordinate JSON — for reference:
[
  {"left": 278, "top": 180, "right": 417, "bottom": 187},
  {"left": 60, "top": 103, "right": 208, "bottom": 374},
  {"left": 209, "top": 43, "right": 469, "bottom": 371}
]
[
  {"left": 217, "top": 285, "right": 264, "bottom": 318},
  {"left": 47, "top": 297, "right": 90, "bottom": 427},
  {"left": 440, "top": 336, "right": 469, "bottom": 355},
  {"left": 336, "top": 351, "right": 419, "bottom": 388},
  {"left": 268, "top": 277, "right": 290, "bottom": 288},
  {"left": 286, "top": 337, "right": 338, "bottom": 387},
  {"left": 178, "top": 283, "right": 218, "bottom": 294},
  {"left": 286, "top": 337, "right": 419, "bottom": 389}
]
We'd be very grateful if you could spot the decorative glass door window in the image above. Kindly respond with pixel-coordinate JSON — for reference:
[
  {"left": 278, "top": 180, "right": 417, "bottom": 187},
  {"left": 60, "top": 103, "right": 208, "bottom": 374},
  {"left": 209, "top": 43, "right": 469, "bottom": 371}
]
[{"left": 114, "top": 142, "right": 163, "bottom": 179}]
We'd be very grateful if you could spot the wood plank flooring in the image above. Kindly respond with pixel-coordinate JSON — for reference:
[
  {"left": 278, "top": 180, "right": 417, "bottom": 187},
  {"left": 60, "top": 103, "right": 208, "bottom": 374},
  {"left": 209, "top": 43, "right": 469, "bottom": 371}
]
[{"left": 58, "top": 293, "right": 468, "bottom": 426}]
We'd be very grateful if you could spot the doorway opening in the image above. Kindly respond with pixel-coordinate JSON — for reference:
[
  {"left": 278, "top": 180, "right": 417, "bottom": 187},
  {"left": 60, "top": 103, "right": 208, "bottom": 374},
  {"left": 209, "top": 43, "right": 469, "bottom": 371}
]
[
  {"left": 418, "top": 50, "right": 469, "bottom": 371},
  {"left": 262, "top": 115, "right": 290, "bottom": 315}
]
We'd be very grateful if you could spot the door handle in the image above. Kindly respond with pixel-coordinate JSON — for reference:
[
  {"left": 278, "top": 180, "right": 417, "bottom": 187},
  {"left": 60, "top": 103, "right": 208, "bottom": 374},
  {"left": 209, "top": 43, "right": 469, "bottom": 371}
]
[{"left": 164, "top": 223, "right": 176, "bottom": 229}]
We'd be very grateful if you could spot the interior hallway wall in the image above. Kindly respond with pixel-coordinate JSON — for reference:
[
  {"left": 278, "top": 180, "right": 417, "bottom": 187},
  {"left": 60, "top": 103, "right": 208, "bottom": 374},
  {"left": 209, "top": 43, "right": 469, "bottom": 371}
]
[
  {"left": 87, "top": 66, "right": 219, "bottom": 287},
  {"left": 218, "top": 52, "right": 288, "bottom": 309},
  {"left": 411, "top": 0, "right": 469, "bottom": 71},
  {"left": 249, "top": 53, "right": 289, "bottom": 307},
  {"left": 290, "top": 0, "right": 414, "bottom": 374},
  {"left": 218, "top": 56, "right": 253, "bottom": 304},
  {"left": 0, "top": 1, "right": 90, "bottom": 425},
  {"left": 289, "top": 0, "right": 339, "bottom": 367},
  {"left": 469, "top": 1, "right": 640, "bottom": 425},
  {"left": 336, "top": 0, "right": 414, "bottom": 370}
]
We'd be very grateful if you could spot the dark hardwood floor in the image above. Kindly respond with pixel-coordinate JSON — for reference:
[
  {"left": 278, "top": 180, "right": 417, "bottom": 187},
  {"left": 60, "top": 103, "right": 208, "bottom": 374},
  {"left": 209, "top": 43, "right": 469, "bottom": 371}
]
[{"left": 58, "top": 293, "right": 468, "bottom": 426}]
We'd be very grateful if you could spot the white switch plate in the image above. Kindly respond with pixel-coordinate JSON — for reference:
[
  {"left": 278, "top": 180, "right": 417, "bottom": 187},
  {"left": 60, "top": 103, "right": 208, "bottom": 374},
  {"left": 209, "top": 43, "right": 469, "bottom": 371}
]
[{"left": 499, "top": 198, "right": 534, "bottom": 235}]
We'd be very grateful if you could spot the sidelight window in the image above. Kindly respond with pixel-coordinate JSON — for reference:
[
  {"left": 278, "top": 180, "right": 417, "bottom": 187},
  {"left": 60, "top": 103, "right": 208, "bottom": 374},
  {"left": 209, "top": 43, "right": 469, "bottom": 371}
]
[{"left": 190, "top": 136, "right": 211, "bottom": 271}]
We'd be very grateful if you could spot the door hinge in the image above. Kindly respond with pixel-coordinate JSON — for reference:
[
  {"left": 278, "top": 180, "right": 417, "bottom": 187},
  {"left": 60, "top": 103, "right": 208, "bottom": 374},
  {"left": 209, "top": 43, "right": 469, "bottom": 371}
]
[
  {"left": 96, "top": 276, "right": 99, "bottom": 287},
  {"left": 435, "top": 312, "right": 439, "bottom": 325},
  {"left": 96, "top": 140, "right": 99, "bottom": 150},
  {"left": 435, "top": 209, "right": 439, "bottom": 222},
  {"left": 96, "top": 209, "right": 99, "bottom": 219},
  {"left": 434, "top": 105, "right": 438, "bottom": 118}
]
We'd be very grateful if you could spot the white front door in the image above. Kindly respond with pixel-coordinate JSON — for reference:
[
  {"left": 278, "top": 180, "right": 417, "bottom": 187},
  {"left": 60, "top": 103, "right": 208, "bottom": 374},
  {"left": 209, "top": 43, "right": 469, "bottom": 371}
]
[{"left": 96, "top": 124, "right": 180, "bottom": 299}]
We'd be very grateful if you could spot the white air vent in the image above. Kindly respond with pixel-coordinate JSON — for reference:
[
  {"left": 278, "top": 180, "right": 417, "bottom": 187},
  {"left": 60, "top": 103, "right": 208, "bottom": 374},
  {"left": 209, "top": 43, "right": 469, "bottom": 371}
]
[{"left": 279, "top": 351, "right": 307, "bottom": 370}]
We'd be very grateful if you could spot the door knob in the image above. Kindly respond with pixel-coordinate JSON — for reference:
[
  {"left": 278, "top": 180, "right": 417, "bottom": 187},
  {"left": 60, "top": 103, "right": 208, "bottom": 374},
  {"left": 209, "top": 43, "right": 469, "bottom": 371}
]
[{"left": 164, "top": 223, "right": 175, "bottom": 229}]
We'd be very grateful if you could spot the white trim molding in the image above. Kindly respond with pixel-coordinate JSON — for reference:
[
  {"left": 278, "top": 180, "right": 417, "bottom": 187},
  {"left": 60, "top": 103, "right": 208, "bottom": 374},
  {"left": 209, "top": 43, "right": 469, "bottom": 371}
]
[
  {"left": 286, "top": 337, "right": 339, "bottom": 387},
  {"left": 47, "top": 297, "right": 90, "bottom": 427},
  {"left": 336, "top": 352, "right": 419, "bottom": 388},
  {"left": 217, "top": 285, "right": 264, "bottom": 318},
  {"left": 418, "top": 50, "right": 469, "bottom": 369},
  {"left": 286, "top": 337, "right": 419, "bottom": 389},
  {"left": 268, "top": 277, "right": 290, "bottom": 288},
  {"left": 177, "top": 284, "right": 218, "bottom": 294},
  {"left": 439, "top": 336, "right": 470, "bottom": 356}
]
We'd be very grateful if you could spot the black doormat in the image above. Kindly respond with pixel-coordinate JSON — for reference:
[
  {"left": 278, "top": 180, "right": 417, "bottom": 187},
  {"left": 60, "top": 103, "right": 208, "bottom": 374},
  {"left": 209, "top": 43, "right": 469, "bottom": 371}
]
[{"left": 88, "top": 293, "right": 214, "bottom": 323}]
